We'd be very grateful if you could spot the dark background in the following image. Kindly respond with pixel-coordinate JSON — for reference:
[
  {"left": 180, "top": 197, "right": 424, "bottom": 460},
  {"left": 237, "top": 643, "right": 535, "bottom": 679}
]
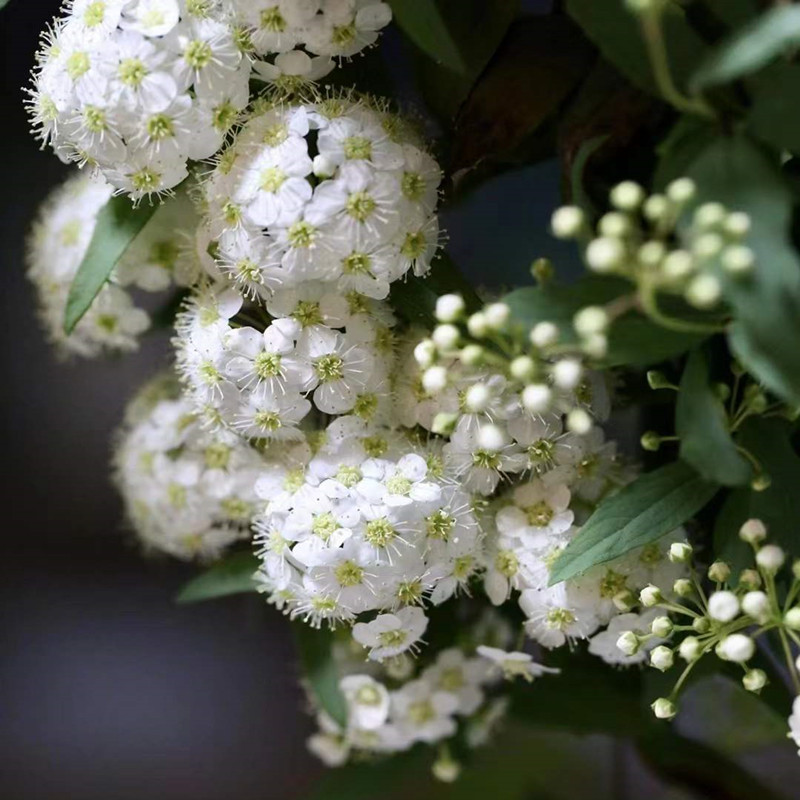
[{"left": 2, "top": 2, "right": 799, "bottom": 799}]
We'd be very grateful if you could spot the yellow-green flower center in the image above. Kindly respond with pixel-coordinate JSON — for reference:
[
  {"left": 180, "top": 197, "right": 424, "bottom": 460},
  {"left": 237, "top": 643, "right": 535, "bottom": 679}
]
[
  {"left": 346, "top": 191, "right": 376, "bottom": 222},
  {"left": 365, "top": 517, "right": 396, "bottom": 547},
  {"left": 184, "top": 39, "right": 213, "bottom": 69},
  {"left": 524, "top": 500, "right": 554, "bottom": 527},
  {"left": 344, "top": 135, "right": 372, "bottom": 160},
  {"left": 334, "top": 559, "right": 364, "bottom": 588},
  {"left": 315, "top": 354, "right": 344, "bottom": 382}
]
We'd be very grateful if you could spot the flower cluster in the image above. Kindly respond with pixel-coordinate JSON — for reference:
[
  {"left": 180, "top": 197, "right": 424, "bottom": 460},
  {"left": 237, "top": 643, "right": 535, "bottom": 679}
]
[
  {"left": 228, "top": 0, "right": 392, "bottom": 89},
  {"left": 28, "top": 0, "right": 251, "bottom": 199},
  {"left": 202, "top": 98, "right": 441, "bottom": 300},
  {"left": 620, "top": 519, "right": 800, "bottom": 735},
  {"left": 114, "top": 379, "right": 273, "bottom": 559},
  {"left": 26, "top": 171, "right": 196, "bottom": 357},
  {"left": 253, "top": 419, "right": 482, "bottom": 627},
  {"left": 552, "top": 178, "right": 755, "bottom": 316}
]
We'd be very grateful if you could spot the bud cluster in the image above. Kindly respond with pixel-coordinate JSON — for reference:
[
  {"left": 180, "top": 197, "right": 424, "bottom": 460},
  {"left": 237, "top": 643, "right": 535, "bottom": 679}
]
[{"left": 620, "top": 520, "right": 800, "bottom": 725}]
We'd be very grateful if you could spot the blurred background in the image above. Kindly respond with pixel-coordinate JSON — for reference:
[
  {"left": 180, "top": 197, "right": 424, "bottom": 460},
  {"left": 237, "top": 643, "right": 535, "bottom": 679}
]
[{"left": 2, "top": 1, "right": 800, "bottom": 799}]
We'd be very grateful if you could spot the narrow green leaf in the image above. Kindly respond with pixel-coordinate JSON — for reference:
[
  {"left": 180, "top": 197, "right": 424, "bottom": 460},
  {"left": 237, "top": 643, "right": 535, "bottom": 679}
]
[
  {"left": 692, "top": 6, "right": 800, "bottom": 91},
  {"left": 293, "top": 623, "right": 348, "bottom": 728},
  {"left": 549, "top": 461, "right": 719, "bottom": 584},
  {"left": 684, "top": 135, "right": 800, "bottom": 405},
  {"left": 505, "top": 279, "right": 703, "bottom": 367},
  {"left": 64, "top": 195, "right": 159, "bottom": 333},
  {"left": 389, "top": 0, "right": 465, "bottom": 73},
  {"left": 675, "top": 350, "right": 753, "bottom": 486},
  {"left": 175, "top": 551, "right": 259, "bottom": 604},
  {"left": 567, "top": 0, "right": 708, "bottom": 99},
  {"left": 0, "top": 0, "right": 12, "bottom": 9}
]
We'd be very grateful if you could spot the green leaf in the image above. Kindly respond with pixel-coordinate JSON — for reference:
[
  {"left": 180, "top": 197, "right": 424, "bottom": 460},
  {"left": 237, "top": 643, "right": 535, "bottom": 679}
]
[
  {"left": 567, "top": 0, "right": 708, "bottom": 99},
  {"left": 0, "top": 0, "right": 11, "bottom": 9},
  {"left": 504, "top": 278, "right": 703, "bottom": 367},
  {"left": 175, "top": 551, "right": 259, "bottom": 604},
  {"left": 714, "top": 417, "right": 800, "bottom": 568},
  {"left": 684, "top": 134, "right": 800, "bottom": 405},
  {"left": 748, "top": 63, "right": 800, "bottom": 155},
  {"left": 388, "top": 0, "right": 466, "bottom": 73},
  {"left": 691, "top": 6, "right": 800, "bottom": 91},
  {"left": 653, "top": 115, "right": 718, "bottom": 190},
  {"left": 675, "top": 350, "right": 753, "bottom": 486},
  {"left": 293, "top": 623, "right": 348, "bottom": 728},
  {"left": 549, "top": 461, "right": 719, "bottom": 584},
  {"left": 64, "top": 195, "right": 159, "bottom": 333}
]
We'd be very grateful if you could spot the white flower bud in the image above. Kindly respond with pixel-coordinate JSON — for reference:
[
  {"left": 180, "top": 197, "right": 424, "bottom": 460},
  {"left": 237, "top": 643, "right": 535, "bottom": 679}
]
[
  {"left": 651, "top": 697, "right": 677, "bottom": 720},
  {"left": 566, "top": 407, "right": 593, "bottom": 434},
  {"left": 613, "top": 590, "right": 637, "bottom": 612},
  {"left": 510, "top": 355, "right": 536, "bottom": 381},
  {"left": 739, "top": 569, "right": 762, "bottom": 590},
  {"left": 432, "top": 324, "right": 460, "bottom": 352},
  {"left": 610, "top": 181, "right": 645, "bottom": 211},
  {"left": 484, "top": 302, "right": 510, "bottom": 330},
  {"left": 679, "top": 636, "right": 702, "bottom": 663},
  {"left": 666, "top": 178, "right": 696, "bottom": 205},
  {"left": 582, "top": 333, "right": 608, "bottom": 359},
  {"left": 669, "top": 542, "right": 692, "bottom": 563},
  {"left": 685, "top": 274, "right": 722, "bottom": 309},
  {"left": 640, "top": 585, "right": 663, "bottom": 607},
  {"left": 796, "top": 654, "right": 800, "bottom": 673},
  {"left": 707, "top": 561, "right": 731, "bottom": 583},
  {"left": 617, "top": 630, "right": 641, "bottom": 656},
  {"left": 694, "top": 202, "right": 726, "bottom": 230},
  {"left": 432, "top": 756, "right": 461, "bottom": 783},
  {"left": 692, "top": 232, "right": 724, "bottom": 261},
  {"left": 673, "top": 578, "right": 693, "bottom": 597},
  {"left": 739, "top": 518, "right": 767, "bottom": 545},
  {"left": 552, "top": 358, "right": 583, "bottom": 390},
  {"left": 639, "top": 241, "right": 666, "bottom": 267},
  {"left": 742, "top": 669, "right": 767, "bottom": 693},
  {"left": 530, "top": 321, "right": 559, "bottom": 349},
  {"left": 721, "top": 245, "right": 755, "bottom": 275},
  {"left": 551, "top": 206, "right": 585, "bottom": 239},
  {"left": 312, "top": 154, "right": 336, "bottom": 179},
  {"left": 693, "top": 616, "right": 711, "bottom": 634},
  {"left": 756, "top": 544, "right": 785, "bottom": 574},
  {"left": 431, "top": 413, "right": 458, "bottom": 436},
  {"left": 422, "top": 366, "right": 448, "bottom": 395},
  {"left": 662, "top": 250, "right": 695, "bottom": 280},
  {"left": 724, "top": 211, "right": 751, "bottom": 238},
  {"left": 467, "top": 312, "right": 489, "bottom": 338},
  {"left": 643, "top": 193, "right": 670, "bottom": 222},
  {"left": 465, "top": 383, "right": 491, "bottom": 413},
  {"left": 651, "top": 616, "right": 674, "bottom": 637},
  {"left": 477, "top": 424, "right": 505, "bottom": 452},
  {"left": 598, "top": 212, "right": 632, "bottom": 238},
  {"left": 716, "top": 633, "right": 755, "bottom": 663},
  {"left": 586, "top": 237, "right": 625, "bottom": 273},
  {"left": 414, "top": 339, "right": 436, "bottom": 368},
  {"left": 522, "top": 384, "right": 552, "bottom": 413},
  {"left": 650, "top": 645, "right": 674, "bottom": 671},
  {"left": 435, "top": 293, "right": 465, "bottom": 323},
  {"left": 574, "top": 306, "right": 609, "bottom": 336},
  {"left": 460, "top": 344, "right": 484, "bottom": 366},
  {"left": 784, "top": 607, "right": 800, "bottom": 631},
  {"left": 742, "top": 591, "right": 771, "bottom": 624},
  {"left": 708, "top": 590, "right": 739, "bottom": 622}
]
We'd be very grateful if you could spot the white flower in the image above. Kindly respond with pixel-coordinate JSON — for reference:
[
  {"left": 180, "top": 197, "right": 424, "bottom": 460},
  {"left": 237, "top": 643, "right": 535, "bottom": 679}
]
[
  {"left": 477, "top": 646, "right": 560, "bottom": 682},
  {"left": 519, "top": 582, "right": 602, "bottom": 649},
  {"left": 495, "top": 477, "right": 574, "bottom": 543},
  {"left": 421, "top": 648, "right": 490, "bottom": 715},
  {"left": 353, "top": 607, "right": 428, "bottom": 661},
  {"left": 390, "top": 679, "right": 459, "bottom": 744},
  {"left": 588, "top": 609, "right": 664, "bottom": 665},
  {"left": 340, "top": 675, "right": 390, "bottom": 730},
  {"left": 788, "top": 697, "right": 800, "bottom": 754}
]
